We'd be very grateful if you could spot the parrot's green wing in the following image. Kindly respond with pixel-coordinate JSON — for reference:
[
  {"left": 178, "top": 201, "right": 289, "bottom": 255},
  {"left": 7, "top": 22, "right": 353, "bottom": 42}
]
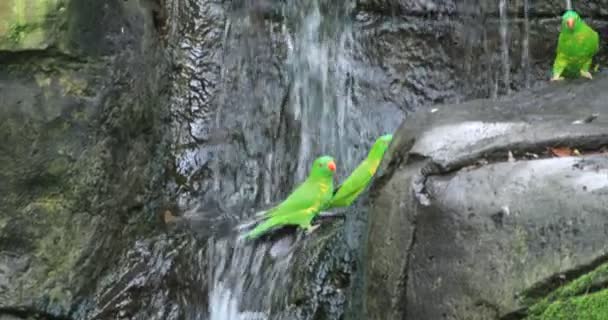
[
  {"left": 245, "top": 181, "right": 333, "bottom": 240},
  {"left": 246, "top": 209, "right": 317, "bottom": 240},
  {"left": 327, "top": 160, "right": 375, "bottom": 209},
  {"left": 263, "top": 178, "right": 332, "bottom": 218}
]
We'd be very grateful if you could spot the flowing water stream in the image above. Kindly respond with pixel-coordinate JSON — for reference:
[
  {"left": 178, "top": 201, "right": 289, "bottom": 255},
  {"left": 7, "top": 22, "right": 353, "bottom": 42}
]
[
  {"left": 521, "top": 0, "right": 531, "bottom": 89},
  {"left": 499, "top": 0, "right": 510, "bottom": 95},
  {"left": 190, "top": 1, "right": 381, "bottom": 319}
]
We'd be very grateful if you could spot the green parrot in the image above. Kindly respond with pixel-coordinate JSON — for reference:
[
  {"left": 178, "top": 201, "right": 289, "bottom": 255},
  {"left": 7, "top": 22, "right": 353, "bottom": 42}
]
[
  {"left": 326, "top": 134, "right": 392, "bottom": 209},
  {"left": 551, "top": 10, "right": 599, "bottom": 81},
  {"left": 245, "top": 155, "right": 337, "bottom": 240}
]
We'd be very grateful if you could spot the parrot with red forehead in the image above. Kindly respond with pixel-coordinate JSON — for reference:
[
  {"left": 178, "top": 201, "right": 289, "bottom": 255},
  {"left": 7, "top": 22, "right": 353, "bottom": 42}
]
[
  {"left": 245, "top": 155, "right": 336, "bottom": 240},
  {"left": 551, "top": 10, "right": 599, "bottom": 81}
]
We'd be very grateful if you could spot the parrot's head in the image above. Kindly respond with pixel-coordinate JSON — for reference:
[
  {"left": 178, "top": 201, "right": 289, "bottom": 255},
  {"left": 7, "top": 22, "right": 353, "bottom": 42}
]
[
  {"left": 562, "top": 10, "right": 581, "bottom": 31},
  {"left": 370, "top": 134, "right": 393, "bottom": 157},
  {"left": 311, "top": 155, "right": 337, "bottom": 178}
]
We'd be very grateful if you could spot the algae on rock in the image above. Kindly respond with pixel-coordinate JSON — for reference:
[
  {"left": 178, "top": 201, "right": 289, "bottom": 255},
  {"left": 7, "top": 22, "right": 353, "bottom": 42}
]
[
  {"left": 526, "top": 263, "right": 608, "bottom": 320},
  {"left": 0, "top": 0, "right": 68, "bottom": 51}
]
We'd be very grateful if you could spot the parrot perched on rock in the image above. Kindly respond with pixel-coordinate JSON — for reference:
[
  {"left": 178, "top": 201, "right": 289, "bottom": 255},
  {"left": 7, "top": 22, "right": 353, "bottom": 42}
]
[
  {"left": 244, "top": 155, "right": 336, "bottom": 240},
  {"left": 326, "top": 134, "right": 393, "bottom": 209},
  {"left": 551, "top": 10, "right": 599, "bottom": 81}
]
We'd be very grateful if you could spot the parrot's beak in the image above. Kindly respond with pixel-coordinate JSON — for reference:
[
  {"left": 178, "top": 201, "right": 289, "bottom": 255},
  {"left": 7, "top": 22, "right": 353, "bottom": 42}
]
[
  {"left": 327, "top": 161, "right": 336, "bottom": 172},
  {"left": 566, "top": 18, "right": 574, "bottom": 29}
]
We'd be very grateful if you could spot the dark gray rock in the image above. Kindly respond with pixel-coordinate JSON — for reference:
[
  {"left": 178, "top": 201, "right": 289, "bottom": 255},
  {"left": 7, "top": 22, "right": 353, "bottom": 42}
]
[
  {"left": 365, "top": 73, "right": 608, "bottom": 319},
  {"left": 0, "top": 0, "right": 172, "bottom": 318}
]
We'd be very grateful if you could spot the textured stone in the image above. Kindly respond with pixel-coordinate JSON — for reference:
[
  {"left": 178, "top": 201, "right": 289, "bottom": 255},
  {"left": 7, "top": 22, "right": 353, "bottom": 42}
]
[
  {"left": 365, "top": 73, "right": 608, "bottom": 319},
  {"left": 0, "top": 0, "right": 67, "bottom": 51}
]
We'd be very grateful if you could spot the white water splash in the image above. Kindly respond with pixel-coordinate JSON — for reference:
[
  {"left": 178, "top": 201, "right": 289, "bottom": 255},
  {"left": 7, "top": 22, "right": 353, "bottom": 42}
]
[{"left": 207, "top": 236, "right": 295, "bottom": 320}]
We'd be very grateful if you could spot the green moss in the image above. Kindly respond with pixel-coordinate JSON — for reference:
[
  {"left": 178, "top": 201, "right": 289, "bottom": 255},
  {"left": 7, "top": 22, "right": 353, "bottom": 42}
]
[
  {"left": 513, "top": 226, "right": 529, "bottom": 261},
  {"left": 534, "top": 290, "right": 608, "bottom": 320},
  {"left": 526, "top": 263, "right": 608, "bottom": 319},
  {"left": 7, "top": 23, "right": 32, "bottom": 43},
  {"left": 47, "top": 157, "right": 70, "bottom": 177},
  {"left": 0, "top": 0, "right": 67, "bottom": 51},
  {"left": 21, "top": 194, "right": 86, "bottom": 306},
  {"left": 58, "top": 72, "right": 88, "bottom": 96}
]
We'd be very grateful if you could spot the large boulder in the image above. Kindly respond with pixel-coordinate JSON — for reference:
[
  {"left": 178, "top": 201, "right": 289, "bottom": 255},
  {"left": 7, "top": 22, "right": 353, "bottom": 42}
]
[{"left": 365, "top": 74, "right": 608, "bottom": 319}]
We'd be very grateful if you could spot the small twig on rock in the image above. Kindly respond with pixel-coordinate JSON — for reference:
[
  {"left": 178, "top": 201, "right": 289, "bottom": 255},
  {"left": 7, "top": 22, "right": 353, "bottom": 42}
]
[{"left": 572, "top": 113, "right": 599, "bottom": 124}]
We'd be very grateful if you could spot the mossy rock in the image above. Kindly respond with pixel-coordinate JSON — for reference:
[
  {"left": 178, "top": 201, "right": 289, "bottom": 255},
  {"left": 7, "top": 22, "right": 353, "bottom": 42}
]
[
  {"left": 526, "top": 263, "right": 608, "bottom": 319},
  {"left": 538, "top": 290, "right": 608, "bottom": 320},
  {"left": 0, "top": 0, "right": 68, "bottom": 51}
]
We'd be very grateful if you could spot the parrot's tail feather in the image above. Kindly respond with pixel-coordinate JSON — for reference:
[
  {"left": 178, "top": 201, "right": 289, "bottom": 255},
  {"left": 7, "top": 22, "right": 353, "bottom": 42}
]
[
  {"left": 234, "top": 219, "right": 259, "bottom": 231},
  {"left": 234, "top": 210, "right": 270, "bottom": 232},
  {"left": 244, "top": 217, "right": 285, "bottom": 240},
  {"left": 235, "top": 232, "right": 249, "bottom": 242},
  {"left": 254, "top": 209, "right": 268, "bottom": 217}
]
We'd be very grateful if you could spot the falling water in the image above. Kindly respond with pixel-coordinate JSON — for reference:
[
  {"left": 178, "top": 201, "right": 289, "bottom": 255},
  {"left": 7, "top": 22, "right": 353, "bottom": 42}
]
[
  {"left": 206, "top": 0, "right": 359, "bottom": 318},
  {"left": 208, "top": 237, "right": 295, "bottom": 320},
  {"left": 499, "top": 0, "right": 510, "bottom": 94},
  {"left": 521, "top": 0, "right": 531, "bottom": 88},
  {"left": 288, "top": 1, "right": 355, "bottom": 181}
]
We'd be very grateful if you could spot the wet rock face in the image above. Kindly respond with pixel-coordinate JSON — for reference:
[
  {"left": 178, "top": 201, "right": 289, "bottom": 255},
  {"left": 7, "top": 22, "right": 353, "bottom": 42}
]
[
  {"left": 0, "top": 0, "right": 170, "bottom": 318},
  {"left": 357, "top": 0, "right": 608, "bottom": 100},
  {"left": 365, "top": 74, "right": 608, "bottom": 319},
  {"left": 166, "top": 0, "right": 608, "bottom": 223}
]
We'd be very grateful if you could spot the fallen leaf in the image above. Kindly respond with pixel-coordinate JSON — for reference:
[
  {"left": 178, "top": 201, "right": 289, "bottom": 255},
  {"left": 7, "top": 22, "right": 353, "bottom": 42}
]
[
  {"left": 550, "top": 147, "right": 572, "bottom": 157},
  {"left": 163, "top": 210, "right": 176, "bottom": 224}
]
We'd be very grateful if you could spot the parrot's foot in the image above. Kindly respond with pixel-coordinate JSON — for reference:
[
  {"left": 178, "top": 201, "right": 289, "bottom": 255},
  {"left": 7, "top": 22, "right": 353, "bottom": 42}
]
[
  {"left": 305, "top": 224, "right": 320, "bottom": 235},
  {"left": 550, "top": 75, "right": 564, "bottom": 82},
  {"left": 580, "top": 70, "right": 593, "bottom": 79}
]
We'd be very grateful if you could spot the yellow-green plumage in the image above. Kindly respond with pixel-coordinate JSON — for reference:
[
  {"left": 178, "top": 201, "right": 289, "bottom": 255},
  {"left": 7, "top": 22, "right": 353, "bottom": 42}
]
[
  {"left": 327, "top": 134, "right": 393, "bottom": 209},
  {"left": 552, "top": 10, "right": 599, "bottom": 80},
  {"left": 245, "top": 156, "right": 336, "bottom": 240}
]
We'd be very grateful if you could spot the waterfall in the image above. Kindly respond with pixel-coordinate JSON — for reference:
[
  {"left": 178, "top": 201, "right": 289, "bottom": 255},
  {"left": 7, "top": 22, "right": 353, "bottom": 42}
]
[
  {"left": 521, "top": 0, "right": 531, "bottom": 89},
  {"left": 288, "top": 1, "right": 355, "bottom": 182},
  {"left": 205, "top": 1, "right": 359, "bottom": 319},
  {"left": 499, "top": 0, "right": 510, "bottom": 95},
  {"left": 208, "top": 237, "right": 295, "bottom": 320},
  {"left": 166, "top": 0, "right": 400, "bottom": 317}
]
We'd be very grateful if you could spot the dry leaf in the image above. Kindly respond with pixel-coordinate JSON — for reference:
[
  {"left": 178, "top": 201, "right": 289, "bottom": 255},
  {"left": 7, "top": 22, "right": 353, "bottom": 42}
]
[
  {"left": 163, "top": 210, "right": 176, "bottom": 224},
  {"left": 550, "top": 147, "right": 572, "bottom": 157}
]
